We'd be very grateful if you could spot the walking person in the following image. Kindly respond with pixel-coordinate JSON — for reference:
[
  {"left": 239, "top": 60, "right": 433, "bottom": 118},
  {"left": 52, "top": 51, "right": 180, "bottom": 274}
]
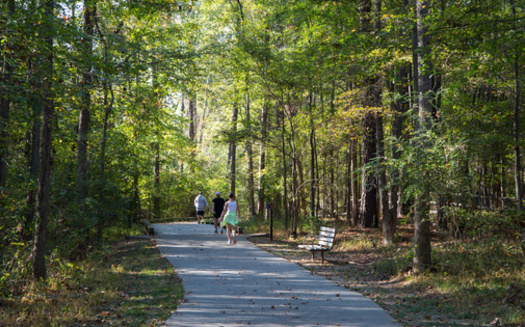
[
  {"left": 194, "top": 191, "right": 208, "bottom": 224},
  {"left": 212, "top": 192, "right": 226, "bottom": 234},
  {"left": 219, "top": 193, "right": 241, "bottom": 244}
]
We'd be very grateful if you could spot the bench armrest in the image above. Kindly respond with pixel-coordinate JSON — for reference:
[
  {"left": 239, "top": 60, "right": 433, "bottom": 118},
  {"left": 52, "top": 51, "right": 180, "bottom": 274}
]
[{"left": 302, "top": 233, "right": 317, "bottom": 247}]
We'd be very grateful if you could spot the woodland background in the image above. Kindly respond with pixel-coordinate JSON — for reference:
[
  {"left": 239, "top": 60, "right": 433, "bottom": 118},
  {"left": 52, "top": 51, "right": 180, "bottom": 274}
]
[{"left": 1, "top": 0, "right": 525, "bottom": 319}]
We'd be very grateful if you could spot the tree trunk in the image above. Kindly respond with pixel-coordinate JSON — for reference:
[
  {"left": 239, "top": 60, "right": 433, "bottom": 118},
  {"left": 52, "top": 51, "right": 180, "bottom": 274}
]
[
  {"left": 350, "top": 138, "right": 359, "bottom": 226},
  {"left": 377, "top": 110, "right": 394, "bottom": 243},
  {"left": 153, "top": 66, "right": 160, "bottom": 218},
  {"left": 245, "top": 91, "right": 256, "bottom": 216},
  {"left": 230, "top": 88, "right": 239, "bottom": 194},
  {"left": 189, "top": 92, "right": 196, "bottom": 141},
  {"left": 359, "top": 110, "right": 378, "bottom": 228},
  {"left": 198, "top": 74, "right": 211, "bottom": 144},
  {"left": 389, "top": 63, "right": 409, "bottom": 223},
  {"left": 23, "top": 55, "right": 41, "bottom": 239},
  {"left": 24, "top": 91, "right": 41, "bottom": 240},
  {"left": 358, "top": 0, "right": 379, "bottom": 228},
  {"left": 309, "top": 91, "right": 317, "bottom": 220},
  {"left": 329, "top": 85, "right": 336, "bottom": 218},
  {"left": 512, "top": 0, "right": 523, "bottom": 210},
  {"left": 257, "top": 98, "right": 268, "bottom": 217},
  {"left": 281, "top": 107, "right": 289, "bottom": 230},
  {"left": 97, "top": 80, "right": 114, "bottom": 239},
  {"left": 76, "top": 0, "right": 96, "bottom": 202},
  {"left": 0, "top": 0, "right": 15, "bottom": 188},
  {"left": 412, "top": 0, "right": 433, "bottom": 272},
  {"left": 285, "top": 102, "right": 299, "bottom": 237},
  {"left": 32, "top": 0, "right": 54, "bottom": 280},
  {"left": 153, "top": 142, "right": 160, "bottom": 218}
]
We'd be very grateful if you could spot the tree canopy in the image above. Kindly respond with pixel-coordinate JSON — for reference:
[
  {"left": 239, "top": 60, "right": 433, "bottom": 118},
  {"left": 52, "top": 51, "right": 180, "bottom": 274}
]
[{"left": 1, "top": 0, "right": 525, "bottom": 283}]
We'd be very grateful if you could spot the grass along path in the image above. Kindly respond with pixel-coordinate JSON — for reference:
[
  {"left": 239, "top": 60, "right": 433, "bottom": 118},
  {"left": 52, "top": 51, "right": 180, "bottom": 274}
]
[
  {"left": 1, "top": 239, "right": 183, "bottom": 327},
  {"left": 248, "top": 226, "right": 525, "bottom": 327}
]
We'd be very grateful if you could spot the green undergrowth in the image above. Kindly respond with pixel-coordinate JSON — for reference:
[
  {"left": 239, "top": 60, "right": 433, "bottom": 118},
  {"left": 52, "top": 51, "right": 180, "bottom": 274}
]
[{"left": 0, "top": 238, "right": 183, "bottom": 327}]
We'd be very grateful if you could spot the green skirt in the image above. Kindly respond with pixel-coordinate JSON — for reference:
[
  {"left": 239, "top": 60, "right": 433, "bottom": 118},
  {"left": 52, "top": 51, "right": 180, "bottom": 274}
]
[{"left": 222, "top": 211, "right": 239, "bottom": 227}]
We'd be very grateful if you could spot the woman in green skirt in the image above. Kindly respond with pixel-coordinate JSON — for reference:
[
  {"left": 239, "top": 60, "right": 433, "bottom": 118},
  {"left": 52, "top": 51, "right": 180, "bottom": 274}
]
[{"left": 219, "top": 192, "right": 241, "bottom": 244}]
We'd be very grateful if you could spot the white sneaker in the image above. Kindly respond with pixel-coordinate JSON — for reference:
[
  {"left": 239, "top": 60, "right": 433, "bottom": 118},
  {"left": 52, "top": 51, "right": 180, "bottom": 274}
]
[{"left": 227, "top": 240, "right": 232, "bottom": 244}]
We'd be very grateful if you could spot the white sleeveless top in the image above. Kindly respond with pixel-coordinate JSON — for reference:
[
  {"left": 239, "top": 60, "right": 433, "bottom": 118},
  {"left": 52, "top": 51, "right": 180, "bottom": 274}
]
[{"left": 228, "top": 201, "right": 237, "bottom": 213}]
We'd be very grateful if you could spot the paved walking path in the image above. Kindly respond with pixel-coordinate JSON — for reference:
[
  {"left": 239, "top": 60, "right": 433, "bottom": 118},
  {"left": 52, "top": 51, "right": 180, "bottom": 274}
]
[{"left": 154, "top": 222, "right": 399, "bottom": 327}]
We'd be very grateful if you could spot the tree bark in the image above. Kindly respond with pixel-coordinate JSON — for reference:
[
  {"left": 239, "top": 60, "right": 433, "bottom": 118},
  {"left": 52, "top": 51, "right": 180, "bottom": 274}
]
[
  {"left": 284, "top": 100, "right": 299, "bottom": 237},
  {"left": 377, "top": 110, "right": 394, "bottom": 243},
  {"left": 230, "top": 88, "right": 238, "bottom": 194},
  {"left": 245, "top": 91, "right": 256, "bottom": 216},
  {"left": 350, "top": 138, "right": 359, "bottom": 226},
  {"left": 32, "top": 0, "right": 54, "bottom": 280},
  {"left": 359, "top": 110, "right": 378, "bottom": 228},
  {"left": 309, "top": 91, "right": 317, "bottom": 220},
  {"left": 389, "top": 63, "right": 409, "bottom": 224},
  {"left": 358, "top": 0, "right": 379, "bottom": 228},
  {"left": 512, "top": 0, "right": 523, "bottom": 210},
  {"left": 76, "top": 0, "right": 96, "bottom": 202},
  {"left": 24, "top": 86, "right": 41, "bottom": 240},
  {"left": 0, "top": 0, "right": 15, "bottom": 188},
  {"left": 329, "top": 85, "right": 336, "bottom": 218},
  {"left": 189, "top": 92, "right": 196, "bottom": 141},
  {"left": 97, "top": 80, "right": 113, "bottom": 239},
  {"left": 153, "top": 66, "right": 160, "bottom": 218},
  {"left": 412, "top": 0, "right": 433, "bottom": 272},
  {"left": 257, "top": 98, "right": 268, "bottom": 217},
  {"left": 281, "top": 106, "right": 289, "bottom": 230}
]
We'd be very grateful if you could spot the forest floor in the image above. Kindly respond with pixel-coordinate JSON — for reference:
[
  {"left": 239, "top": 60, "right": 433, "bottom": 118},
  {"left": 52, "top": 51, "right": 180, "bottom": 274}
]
[
  {"left": 0, "top": 238, "right": 183, "bottom": 327},
  {"left": 248, "top": 225, "right": 525, "bottom": 327}
]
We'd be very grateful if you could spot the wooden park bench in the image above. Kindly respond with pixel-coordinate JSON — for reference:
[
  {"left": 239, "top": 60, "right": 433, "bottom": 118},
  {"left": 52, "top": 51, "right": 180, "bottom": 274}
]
[{"left": 298, "top": 226, "right": 336, "bottom": 264}]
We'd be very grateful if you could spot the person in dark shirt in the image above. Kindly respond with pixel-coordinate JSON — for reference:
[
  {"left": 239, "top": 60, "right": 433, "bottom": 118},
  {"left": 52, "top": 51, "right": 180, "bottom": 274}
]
[{"left": 212, "top": 192, "right": 226, "bottom": 233}]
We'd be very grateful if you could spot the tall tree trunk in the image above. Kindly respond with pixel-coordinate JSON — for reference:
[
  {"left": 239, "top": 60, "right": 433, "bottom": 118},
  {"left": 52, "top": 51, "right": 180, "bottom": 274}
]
[
  {"left": 230, "top": 88, "right": 239, "bottom": 194},
  {"left": 0, "top": 0, "right": 15, "bottom": 188},
  {"left": 285, "top": 101, "right": 299, "bottom": 237},
  {"left": 189, "top": 92, "right": 196, "bottom": 141},
  {"left": 281, "top": 106, "right": 289, "bottom": 231},
  {"left": 198, "top": 74, "right": 211, "bottom": 144},
  {"left": 329, "top": 84, "right": 336, "bottom": 218},
  {"left": 512, "top": 0, "right": 523, "bottom": 210},
  {"left": 24, "top": 84, "right": 41, "bottom": 240},
  {"left": 378, "top": 110, "right": 394, "bottom": 243},
  {"left": 358, "top": 0, "right": 379, "bottom": 228},
  {"left": 359, "top": 110, "right": 378, "bottom": 228},
  {"left": 413, "top": 0, "right": 433, "bottom": 272},
  {"left": 153, "top": 142, "right": 160, "bottom": 218},
  {"left": 257, "top": 98, "right": 268, "bottom": 217},
  {"left": 245, "top": 91, "right": 256, "bottom": 216},
  {"left": 97, "top": 80, "right": 113, "bottom": 239},
  {"left": 132, "top": 171, "right": 141, "bottom": 224},
  {"left": 350, "top": 138, "right": 359, "bottom": 226},
  {"left": 153, "top": 66, "right": 160, "bottom": 218},
  {"left": 76, "top": 0, "right": 96, "bottom": 202},
  {"left": 370, "top": 0, "right": 393, "bottom": 239},
  {"left": 309, "top": 91, "right": 317, "bottom": 220},
  {"left": 389, "top": 63, "right": 409, "bottom": 224},
  {"left": 32, "top": 0, "right": 54, "bottom": 280}
]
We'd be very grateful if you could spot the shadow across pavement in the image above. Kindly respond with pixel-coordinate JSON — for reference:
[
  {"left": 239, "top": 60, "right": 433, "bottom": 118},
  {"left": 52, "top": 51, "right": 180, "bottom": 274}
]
[{"left": 154, "top": 222, "right": 399, "bottom": 327}]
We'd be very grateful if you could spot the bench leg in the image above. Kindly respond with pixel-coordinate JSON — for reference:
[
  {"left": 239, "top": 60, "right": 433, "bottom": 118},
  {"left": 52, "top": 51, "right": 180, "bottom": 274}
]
[
  {"left": 321, "top": 251, "right": 324, "bottom": 264},
  {"left": 311, "top": 251, "right": 315, "bottom": 261}
]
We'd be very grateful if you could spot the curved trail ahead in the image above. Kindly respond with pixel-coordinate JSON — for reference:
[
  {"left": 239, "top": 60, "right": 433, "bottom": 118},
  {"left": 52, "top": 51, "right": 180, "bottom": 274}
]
[{"left": 154, "top": 222, "right": 399, "bottom": 327}]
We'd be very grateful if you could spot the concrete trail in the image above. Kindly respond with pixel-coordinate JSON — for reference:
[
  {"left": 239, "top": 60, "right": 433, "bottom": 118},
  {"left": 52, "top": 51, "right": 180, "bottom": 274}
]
[{"left": 154, "top": 222, "right": 399, "bottom": 327}]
